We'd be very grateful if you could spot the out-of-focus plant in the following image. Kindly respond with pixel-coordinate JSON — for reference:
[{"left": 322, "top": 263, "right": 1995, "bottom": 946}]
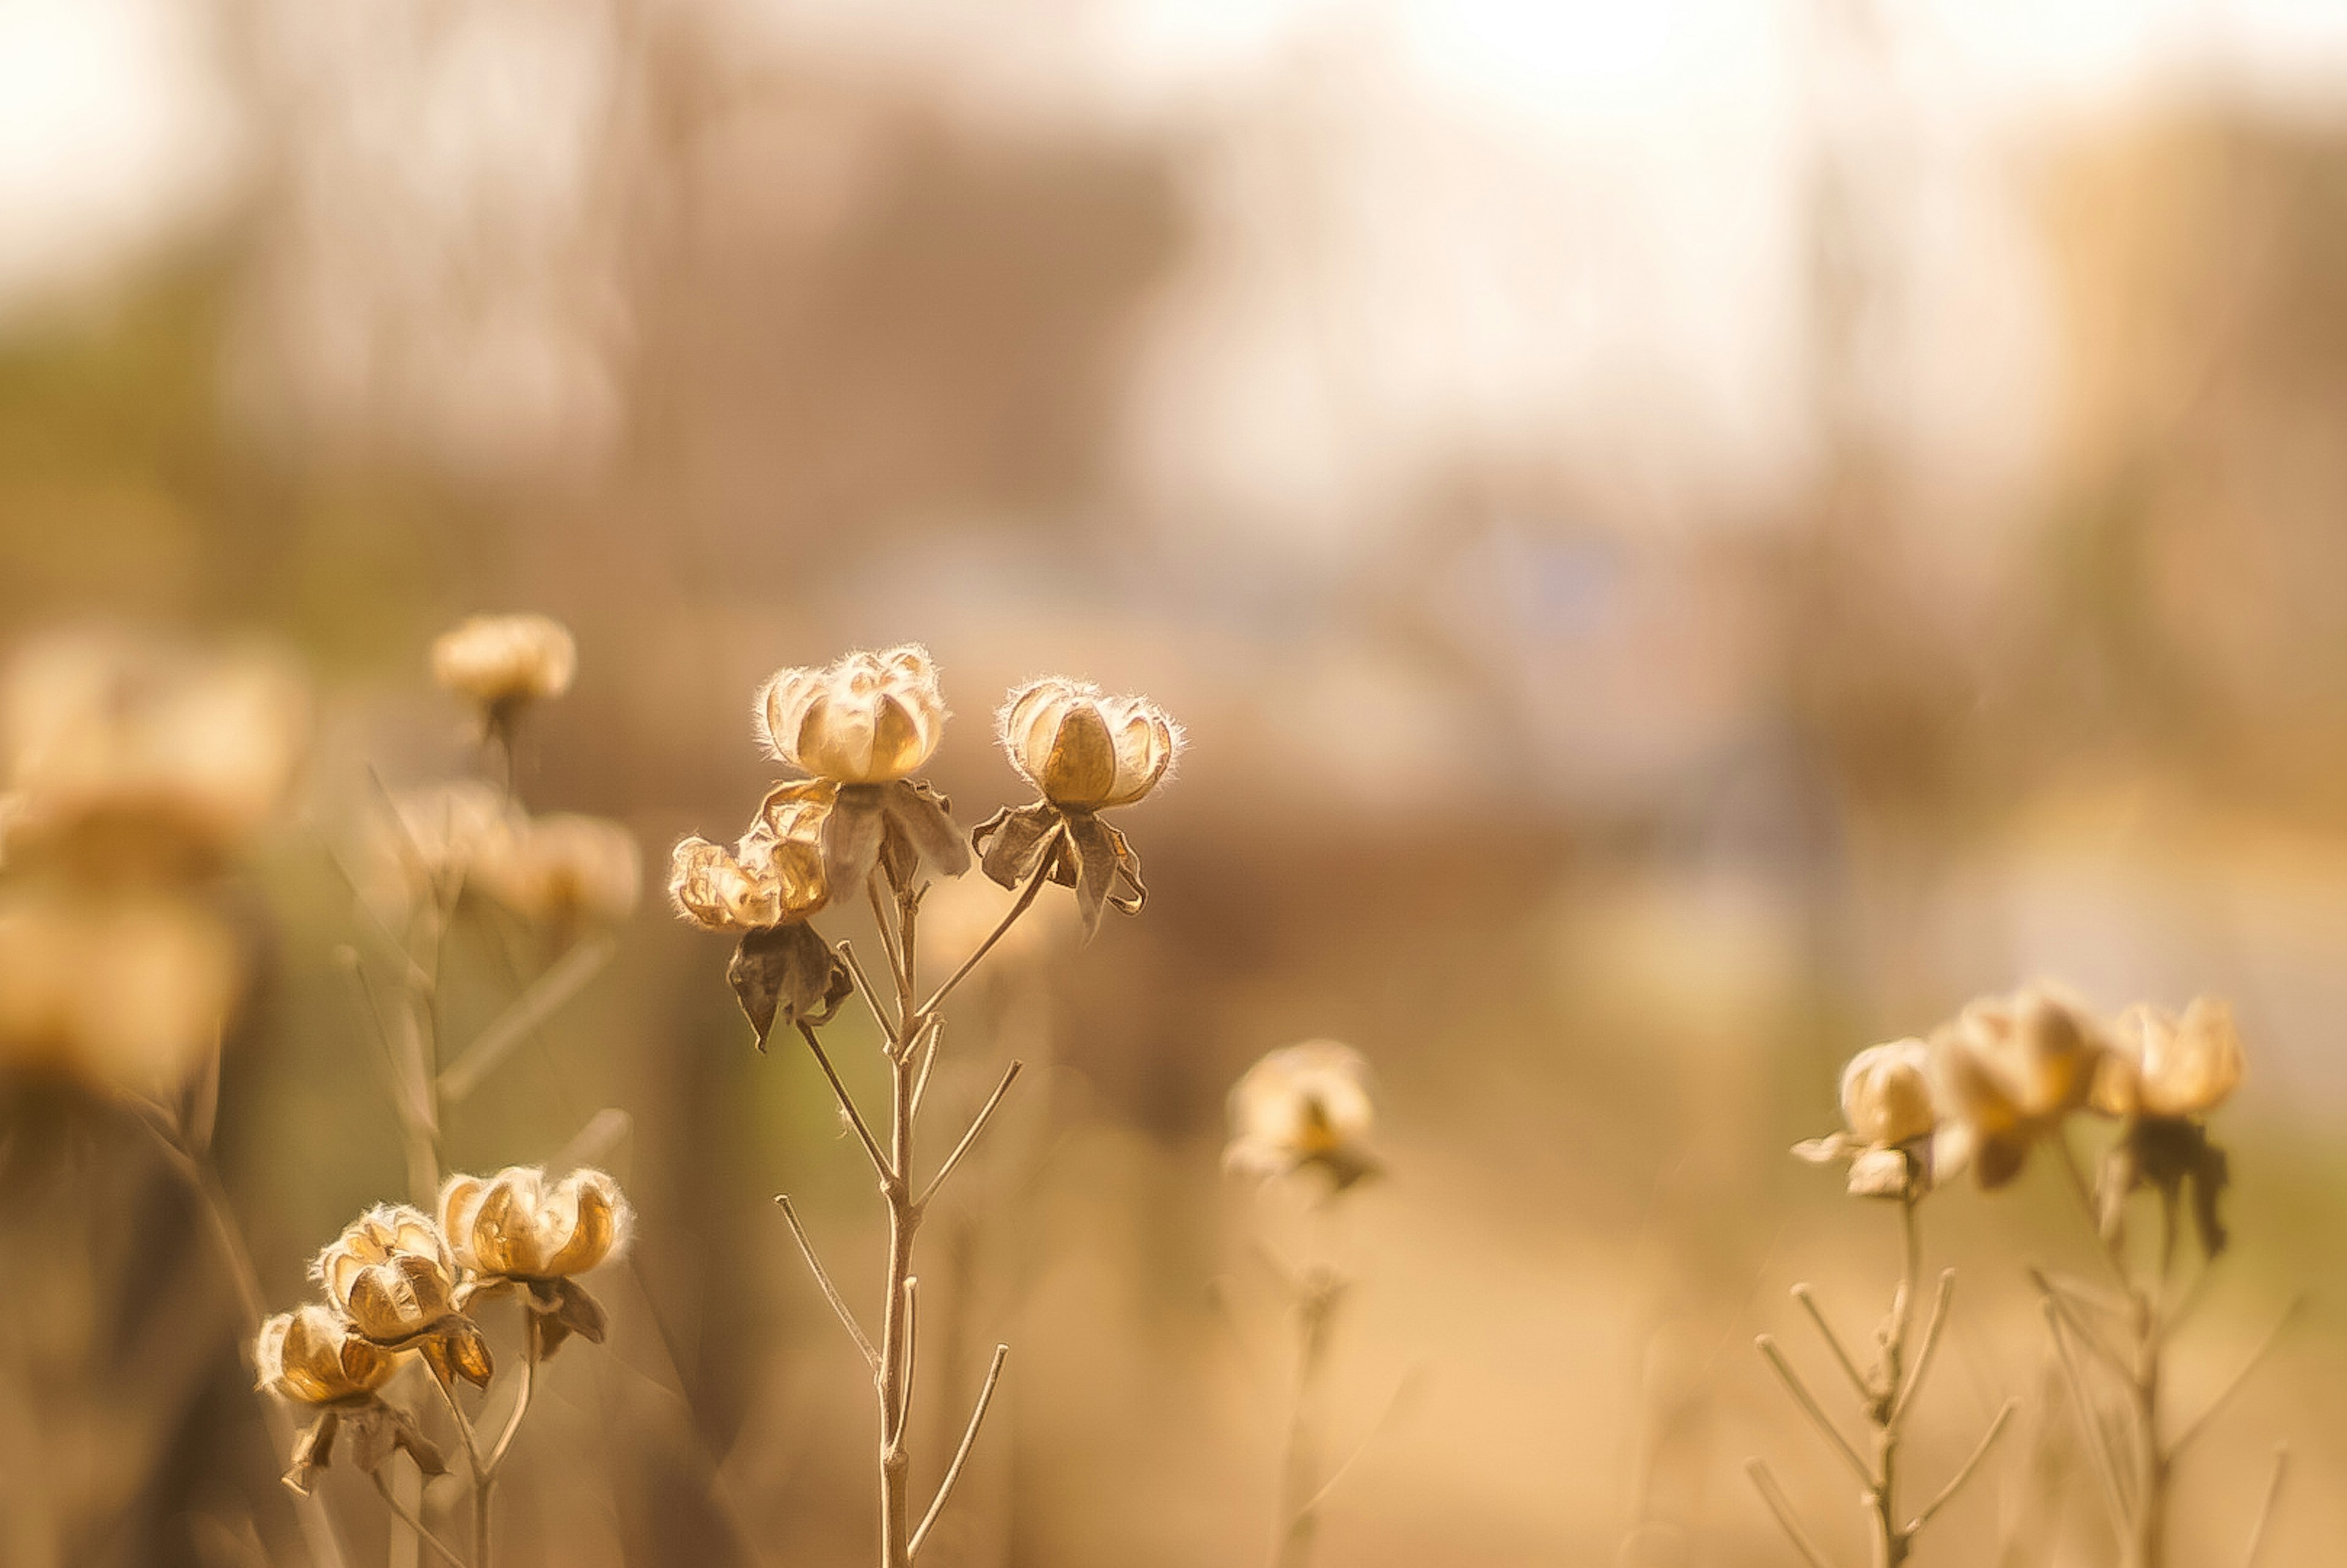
[
  {"left": 0, "top": 628, "right": 354, "bottom": 1567},
  {"left": 670, "top": 646, "right": 1181, "bottom": 1568},
  {"left": 1750, "top": 1039, "right": 2016, "bottom": 1567},
  {"left": 1224, "top": 1039, "right": 1385, "bottom": 1568},
  {"left": 317, "top": 612, "right": 639, "bottom": 1565}
]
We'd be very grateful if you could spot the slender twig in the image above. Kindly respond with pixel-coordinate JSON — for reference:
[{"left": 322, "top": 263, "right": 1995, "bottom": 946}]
[
  {"left": 900, "top": 1277, "right": 920, "bottom": 1433},
  {"left": 439, "top": 936, "right": 614, "bottom": 1102},
  {"left": 1298, "top": 1367, "right": 1421, "bottom": 1516},
  {"left": 1907, "top": 1398, "right": 2018, "bottom": 1532},
  {"left": 2054, "top": 1136, "right": 2131, "bottom": 1288},
  {"left": 866, "top": 875, "right": 908, "bottom": 998},
  {"left": 2240, "top": 1445, "right": 2288, "bottom": 1568},
  {"left": 908, "top": 1018, "right": 945, "bottom": 1122},
  {"left": 1788, "top": 1284, "right": 1869, "bottom": 1401},
  {"left": 2169, "top": 1297, "right": 2302, "bottom": 1457},
  {"left": 794, "top": 1021, "right": 894, "bottom": 1181},
  {"left": 371, "top": 1472, "right": 468, "bottom": 1568},
  {"left": 1744, "top": 1459, "right": 1836, "bottom": 1568},
  {"left": 913, "top": 832, "right": 1061, "bottom": 1020},
  {"left": 1755, "top": 1336, "right": 1870, "bottom": 1485},
  {"left": 1889, "top": 1270, "right": 1955, "bottom": 1424},
  {"left": 774, "top": 1196, "right": 881, "bottom": 1371},
  {"left": 906, "top": 1344, "right": 1010, "bottom": 1557},
  {"left": 2030, "top": 1269, "right": 2132, "bottom": 1380},
  {"left": 484, "top": 1311, "right": 540, "bottom": 1471},
  {"left": 2043, "top": 1302, "right": 2130, "bottom": 1534},
  {"left": 839, "top": 942, "right": 899, "bottom": 1038},
  {"left": 916, "top": 1061, "right": 1025, "bottom": 1209}
]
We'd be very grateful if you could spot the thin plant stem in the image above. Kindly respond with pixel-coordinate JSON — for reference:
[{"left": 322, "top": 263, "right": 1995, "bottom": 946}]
[
  {"left": 794, "top": 1021, "right": 894, "bottom": 1179},
  {"left": 908, "top": 1344, "right": 1010, "bottom": 1557},
  {"left": 1907, "top": 1399, "right": 2018, "bottom": 1533},
  {"left": 913, "top": 829, "right": 1062, "bottom": 1020},
  {"left": 2043, "top": 1300, "right": 2130, "bottom": 1537},
  {"left": 1273, "top": 1268, "right": 1343, "bottom": 1568},
  {"left": 2169, "top": 1297, "right": 2302, "bottom": 1456},
  {"left": 916, "top": 1061, "right": 1024, "bottom": 1208},
  {"left": 774, "top": 1196, "right": 881, "bottom": 1370},
  {"left": 2240, "top": 1446, "right": 2288, "bottom": 1568},
  {"left": 1790, "top": 1284, "right": 1869, "bottom": 1401},
  {"left": 370, "top": 1472, "right": 468, "bottom": 1568},
  {"left": 1745, "top": 1459, "right": 1835, "bottom": 1568},
  {"left": 1755, "top": 1337, "right": 1870, "bottom": 1485}
]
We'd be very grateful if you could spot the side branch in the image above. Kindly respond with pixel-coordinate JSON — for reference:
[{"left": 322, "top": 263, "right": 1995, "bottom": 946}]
[
  {"left": 1788, "top": 1284, "right": 1869, "bottom": 1401},
  {"left": 917, "top": 1061, "right": 1025, "bottom": 1209},
  {"left": 1908, "top": 1397, "right": 2017, "bottom": 1532},
  {"left": 2043, "top": 1301, "right": 2130, "bottom": 1534},
  {"left": 794, "top": 1022, "right": 894, "bottom": 1181},
  {"left": 774, "top": 1196, "right": 881, "bottom": 1372},
  {"left": 907, "top": 1344, "right": 1011, "bottom": 1557},
  {"left": 1756, "top": 1335, "right": 1870, "bottom": 1485},
  {"left": 1744, "top": 1458, "right": 1835, "bottom": 1568},
  {"left": 914, "top": 829, "right": 1062, "bottom": 1020},
  {"left": 1890, "top": 1270, "right": 1956, "bottom": 1424},
  {"left": 2241, "top": 1445, "right": 2289, "bottom": 1568},
  {"left": 2170, "top": 1297, "right": 2302, "bottom": 1457}
]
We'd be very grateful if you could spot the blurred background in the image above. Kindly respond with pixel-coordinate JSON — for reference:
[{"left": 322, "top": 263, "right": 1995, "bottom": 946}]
[{"left": 4, "top": 0, "right": 2347, "bottom": 1563}]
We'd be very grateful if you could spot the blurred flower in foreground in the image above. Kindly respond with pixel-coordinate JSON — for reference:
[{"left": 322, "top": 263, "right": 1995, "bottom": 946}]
[
  {"left": 975, "top": 676, "right": 1181, "bottom": 937},
  {"left": 256, "top": 1303, "right": 441, "bottom": 1495},
  {"left": 1225, "top": 1039, "right": 1382, "bottom": 1192},
  {"left": 1929, "top": 984, "right": 2108, "bottom": 1189},
  {"left": 0, "top": 629, "right": 307, "bottom": 872},
  {"left": 670, "top": 781, "right": 848, "bottom": 1042},
  {"left": 312, "top": 1205, "right": 490, "bottom": 1386},
  {"left": 431, "top": 613, "right": 576, "bottom": 727},
  {"left": 0, "top": 886, "right": 240, "bottom": 1091},
  {"left": 440, "top": 1165, "right": 632, "bottom": 1357},
  {"left": 755, "top": 645, "right": 968, "bottom": 888},
  {"left": 471, "top": 811, "right": 642, "bottom": 929},
  {"left": 1794, "top": 1037, "right": 1939, "bottom": 1198},
  {"left": 2090, "top": 996, "right": 2243, "bottom": 1255}
]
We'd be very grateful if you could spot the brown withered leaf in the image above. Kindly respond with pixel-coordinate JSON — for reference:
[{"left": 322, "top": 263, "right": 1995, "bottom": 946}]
[
  {"left": 824, "top": 789, "right": 887, "bottom": 893},
  {"left": 972, "top": 802, "right": 1063, "bottom": 889},
  {"left": 729, "top": 922, "right": 851, "bottom": 1047},
  {"left": 883, "top": 779, "right": 970, "bottom": 879},
  {"left": 284, "top": 1410, "right": 338, "bottom": 1496},
  {"left": 526, "top": 1277, "right": 609, "bottom": 1360}
]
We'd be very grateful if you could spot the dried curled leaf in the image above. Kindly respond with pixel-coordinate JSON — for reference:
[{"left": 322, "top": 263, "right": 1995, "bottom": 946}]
[
  {"left": 282, "top": 1402, "right": 444, "bottom": 1497},
  {"left": 971, "top": 804, "right": 1146, "bottom": 939},
  {"left": 727, "top": 922, "right": 851, "bottom": 1046}
]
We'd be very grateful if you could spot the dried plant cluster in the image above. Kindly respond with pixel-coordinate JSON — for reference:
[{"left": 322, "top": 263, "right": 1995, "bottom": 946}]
[
  {"left": 1756, "top": 984, "right": 2287, "bottom": 1568},
  {"left": 669, "top": 647, "right": 1181, "bottom": 1568}
]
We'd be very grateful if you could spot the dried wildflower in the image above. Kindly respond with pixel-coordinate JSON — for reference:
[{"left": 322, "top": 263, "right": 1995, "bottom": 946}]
[
  {"left": 430, "top": 613, "right": 577, "bottom": 722},
  {"left": 440, "top": 1165, "right": 631, "bottom": 1357},
  {"left": 1929, "top": 984, "right": 2109, "bottom": 1190},
  {"left": 754, "top": 645, "right": 970, "bottom": 888},
  {"left": 0, "top": 631, "right": 307, "bottom": 871},
  {"left": 670, "top": 782, "right": 851, "bottom": 1043},
  {"left": 471, "top": 811, "right": 642, "bottom": 928},
  {"left": 2089, "top": 997, "right": 2242, "bottom": 1255},
  {"left": 312, "top": 1205, "right": 490, "bottom": 1387},
  {"left": 1794, "top": 1038, "right": 1939, "bottom": 1198},
  {"left": 255, "top": 1303, "right": 441, "bottom": 1494},
  {"left": 0, "top": 884, "right": 240, "bottom": 1092},
  {"left": 1224, "top": 1040, "right": 1382, "bottom": 1192},
  {"left": 974, "top": 677, "right": 1181, "bottom": 937}
]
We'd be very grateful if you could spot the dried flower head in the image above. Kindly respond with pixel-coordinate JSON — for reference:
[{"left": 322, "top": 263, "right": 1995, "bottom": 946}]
[
  {"left": 997, "top": 678, "right": 1181, "bottom": 811},
  {"left": 1794, "top": 1038, "right": 1939, "bottom": 1198},
  {"left": 2092, "top": 996, "right": 2243, "bottom": 1121},
  {"left": 439, "top": 1165, "right": 632, "bottom": 1357},
  {"left": 669, "top": 783, "right": 831, "bottom": 932},
  {"left": 1930, "top": 984, "right": 2109, "bottom": 1189},
  {"left": 256, "top": 1303, "right": 402, "bottom": 1405},
  {"left": 472, "top": 811, "right": 642, "bottom": 928},
  {"left": 0, "top": 884, "right": 240, "bottom": 1091},
  {"left": 441, "top": 1165, "right": 632, "bottom": 1279},
  {"left": 255, "top": 1304, "right": 441, "bottom": 1494},
  {"left": 757, "top": 645, "right": 946, "bottom": 785},
  {"left": 1224, "top": 1039, "right": 1382, "bottom": 1192},
  {"left": 430, "top": 614, "right": 576, "bottom": 718},
  {"left": 0, "top": 631, "right": 307, "bottom": 870},
  {"left": 974, "top": 676, "right": 1181, "bottom": 937},
  {"left": 312, "top": 1205, "right": 489, "bottom": 1384}
]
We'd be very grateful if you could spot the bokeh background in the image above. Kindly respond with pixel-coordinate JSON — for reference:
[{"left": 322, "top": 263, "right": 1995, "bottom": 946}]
[{"left": 5, "top": 0, "right": 2347, "bottom": 1564}]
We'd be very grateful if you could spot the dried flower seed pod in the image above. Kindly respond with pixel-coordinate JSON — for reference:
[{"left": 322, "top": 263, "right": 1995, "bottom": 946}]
[
  {"left": 1929, "top": 984, "right": 2109, "bottom": 1190},
  {"left": 472, "top": 811, "right": 642, "bottom": 928},
  {"left": 756, "top": 645, "right": 946, "bottom": 785},
  {"left": 998, "top": 678, "right": 1180, "bottom": 810},
  {"left": 255, "top": 1304, "right": 441, "bottom": 1494},
  {"left": 430, "top": 614, "right": 576, "bottom": 719},
  {"left": 1794, "top": 1038, "right": 1939, "bottom": 1198},
  {"left": 312, "top": 1205, "right": 490, "bottom": 1385},
  {"left": 440, "top": 1165, "right": 633, "bottom": 1357},
  {"left": 1224, "top": 1039, "right": 1382, "bottom": 1192},
  {"left": 2093, "top": 996, "right": 2242, "bottom": 1121}
]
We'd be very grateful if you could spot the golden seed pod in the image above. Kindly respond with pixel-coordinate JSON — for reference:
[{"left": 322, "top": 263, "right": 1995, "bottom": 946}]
[
  {"left": 256, "top": 1303, "right": 402, "bottom": 1404},
  {"left": 0, "top": 629, "right": 309, "bottom": 867},
  {"left": 1928, "top": 983, "right": 2110, "bottom": 1188},
  {"left": 1838, "top": 1038, "right": 1936, "bottom": 1148},
  {"left": 997, "top": 678, "right": 1180, "bottom": 811},
  {"left": 430, "top": 614, "right": 577, "bottom": 714},
  {"left": 2093, "top": 996, "right": 2244, "bottom": 1120},
  {"left": 312, "top": 1206, "right": 462, "bottom": 1344},
  {"left": 471, "top": 811, "right": 642, "bottom": 927},
  {"left": 669, "top": 782, "right": 832, "bottom": 931},
  {"left": 0, "top": 884, "right": 241, "bottom": 1092},
  {"left": 439, "top": 1166, "right": 633, "bottom": 1280},
  {"left": 754, "top": 645, "right": 946, "bottom": 784},
  {"left": 1224, "top": 1039, "right": 1380, "bottom": 1188}
]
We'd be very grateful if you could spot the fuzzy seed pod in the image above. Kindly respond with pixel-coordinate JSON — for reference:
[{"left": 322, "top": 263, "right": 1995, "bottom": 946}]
[
  {"left": 1224, "top": 1039, "right": 1381, "bottom": 1190},
  {"left": 472, "top": 811, "right": 642, "bottom": 927},
  {"left": 2093, "top": 997, "right": 2243, "bottom": 1121},
  {"left": 439, "top": 1166, "right": 633, "bottom": 1280},
  {"left": 997, "top": 678, "right": 1180, "bottom": 811},
  {"left": 256, "top": 1303, "right": 403, "bottom": 1405},
  {"left": 755, "top": 645, "right": 946, "bottom": 785},
  {"left": 430, "top": 614, "right": 576, "bottom": 714},
  {"left": 312, "top": 1206, "right": 463, "bottom": 1344}
]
